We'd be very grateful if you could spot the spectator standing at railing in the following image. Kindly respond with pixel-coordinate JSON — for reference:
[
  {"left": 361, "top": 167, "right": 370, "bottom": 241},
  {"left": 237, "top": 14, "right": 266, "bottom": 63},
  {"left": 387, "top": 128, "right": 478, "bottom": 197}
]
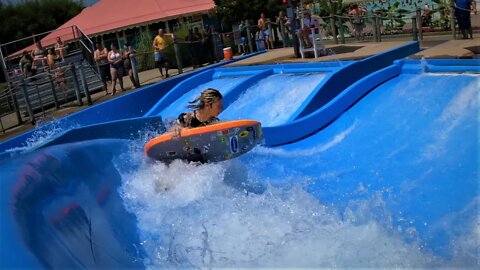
[
  {"left": 239, "top": 19, "right": 249, "bottom": 54},
  {"left": 202, "top": 26, "right": 215, "bottom": 64},
  {"left": 277, "top": 11, "right": 291, "bottom": 43},
  {"left": 47, "top": 48, "right": 56, "bottom": 69},
  {"left": 348, "top": 4, "right": 367, "bottom": 42},
  {"left": 19, "top": 50, "right": 36, "bottom": 78},
  {"left": 108, "top": 43, "right": 125, "bottom": 95},
  {"left": 455, "top": 0, "right": 477, "bottom": 39},
  {"left": 258, "top": 12, "right": 272, "bottom": 50},
  {"left": 152, "top": 28, "right": 170, "bottom": 78},
  {"left": 422, "top": 4, "right": 432, "bottom": 27},
  {"left": 54, "top": 37, "right": 68, "bottom": 62},
  {"left": 123, "top": 43, "right": 140, "bottom": 89},
  {"left": 94, "top": 42, "right": 111, "bottom": 95},
  {"left": 31, "top": 40, "right": 47, "bottom": 67}
]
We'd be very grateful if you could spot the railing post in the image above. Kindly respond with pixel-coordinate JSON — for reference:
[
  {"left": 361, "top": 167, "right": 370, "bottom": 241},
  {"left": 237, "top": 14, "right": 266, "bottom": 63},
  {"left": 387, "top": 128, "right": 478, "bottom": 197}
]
[
  {"left": 10, "top": 88, "right": 23, "bottom": 125},
  {"left": 246, "top": 20, "right": 254, "bottom": 53},
  {"left": 373, "top": 14, "right": 379, "bottom": 42},
  {"left": 376, "top": 16, "right": 382, "bottom": 42},
  {"left": 338, "top": 16, "right": 345, "bottom": 44},
  {"left": 69, "top": 64, "right": 83, "bottom": 106},
  {"left": 20, "top": 78, "right": 35, "bottom": 124},
  {"left": 172, "top": 34, "right": 183, "bottom": 74},
  {"left": 279, "top": 19, "right": 286, "bottom": 48},
  {"left": 412, "top": 17, "right": 418, "bottom": 41},
  {"left": 34, "top": 84, "right": 45, "bottom": 115},
  {"left": 416, "top": 8, "right": 423, "bottom": 40},
  {"left": 47, "top": 73, "right": 60, "bottom": 109},
  {"left": 78, "top": 63, "right": 92, "bottom": 105},
  {"left": 130, "top": 53, "right": 140, "bottom": 87},
  {"left": 330, "top": 16, "right": 338, "bottom": 44},
  {"left": 450, "top": 1, "right": 457, "bottom": 39},
  {"left": 267, "top": 19, "right": 274, "bottom": 48}
]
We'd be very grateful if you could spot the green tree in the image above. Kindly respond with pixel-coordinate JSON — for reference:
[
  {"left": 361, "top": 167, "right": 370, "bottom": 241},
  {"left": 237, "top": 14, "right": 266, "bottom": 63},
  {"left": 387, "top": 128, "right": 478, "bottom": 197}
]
[
  {"left": 0, "top": 0, "right": 84, "bottom": 44},
  {"left": 213, "top": 0, "right": 286, "bottom": 26},
  {"left": 0, "top": 0, "right": 83, "bottom": 82}
]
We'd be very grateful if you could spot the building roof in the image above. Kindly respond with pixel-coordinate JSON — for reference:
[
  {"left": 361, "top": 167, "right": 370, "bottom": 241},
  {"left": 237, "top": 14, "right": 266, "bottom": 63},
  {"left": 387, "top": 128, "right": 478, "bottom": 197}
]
[
  {"left": 8, "top": 0, "right": 215, "bottom": 58},
  {"left": 60, "top": 0, "right": 215, "bottom": 36}
]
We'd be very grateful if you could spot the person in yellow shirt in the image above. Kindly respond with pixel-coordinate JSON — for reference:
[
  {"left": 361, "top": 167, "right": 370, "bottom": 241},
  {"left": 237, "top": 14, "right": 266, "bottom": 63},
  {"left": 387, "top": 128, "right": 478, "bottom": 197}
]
[{"left": 152, "top": 28, "right": 170, "bottom": 78}]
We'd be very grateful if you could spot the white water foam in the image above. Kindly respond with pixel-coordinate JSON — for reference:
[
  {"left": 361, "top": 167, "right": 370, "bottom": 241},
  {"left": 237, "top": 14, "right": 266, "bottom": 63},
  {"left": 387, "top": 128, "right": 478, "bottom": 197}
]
[
  {"left": 221, "top": 73, "right": 327, "bottom": 126},
  {"left": 5, "top": 117, "right": 79, "bottom": 154},
  {"left": 119, "top": 154, "right": 442, "bottom": 269}
]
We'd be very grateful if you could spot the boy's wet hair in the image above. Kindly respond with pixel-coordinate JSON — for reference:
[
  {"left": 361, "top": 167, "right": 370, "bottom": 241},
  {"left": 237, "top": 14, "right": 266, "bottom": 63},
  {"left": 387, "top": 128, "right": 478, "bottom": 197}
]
[{"left": 188, "top": 88, "right": 222, "bottom": 110}]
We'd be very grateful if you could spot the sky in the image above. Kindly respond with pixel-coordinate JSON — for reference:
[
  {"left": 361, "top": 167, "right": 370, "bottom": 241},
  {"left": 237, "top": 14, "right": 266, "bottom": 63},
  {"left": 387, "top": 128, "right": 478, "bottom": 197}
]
[{"left": 0, "top": 0, "right": 98, "bottom": 6}]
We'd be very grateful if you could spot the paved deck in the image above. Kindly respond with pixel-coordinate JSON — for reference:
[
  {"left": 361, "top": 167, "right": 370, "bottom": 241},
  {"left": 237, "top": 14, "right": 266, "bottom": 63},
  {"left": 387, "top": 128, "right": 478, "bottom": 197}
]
[{"left": 1, "top": 33, "right": 478, "bottom": 143}]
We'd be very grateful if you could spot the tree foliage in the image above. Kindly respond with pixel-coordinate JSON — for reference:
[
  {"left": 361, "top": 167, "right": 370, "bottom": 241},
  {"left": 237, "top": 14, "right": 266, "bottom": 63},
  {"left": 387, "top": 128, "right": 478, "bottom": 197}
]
[
  {"left": 213, "top": 0, "right": 286, "bottom": 25},
  {"left": 0, "top": 0, "right": 84, "bottom": 44},
  {"left": 0, "top": 0, "right": 84, "bottom": 82}
]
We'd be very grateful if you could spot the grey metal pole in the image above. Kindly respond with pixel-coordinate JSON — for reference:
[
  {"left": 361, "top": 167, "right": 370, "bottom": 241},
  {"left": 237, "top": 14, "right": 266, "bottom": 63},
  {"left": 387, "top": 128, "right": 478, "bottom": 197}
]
[
  {"left": 416, "top": 8, "right": 423, "bottom": 40},
  {"left": 246, "top": 20, "right": 254, "bottom": 53},
  {"left": 130, "top": 53, "right": 140, "bottom": 87},
  {"left": 376, "top": 16, "right": 382, "bottom": 42},
  {"left": 78, "top": 63, "right": 92, "bottom": 105},
  {"left": 69, "top": 64, "right": 83, "bottom": 106},
  {"left": 267, "top": 19, "right": 274, "bottom": 48},
  {"left": 450, "top": 1, "right": 457, "bottom": 39},
  {"left": 412, "top": 17, "right": 418, "bottom": 41},
  {"left": 10, "top": 88, "right": 23, "bottom": 125},
  {"left": 47, "top": 73, "right": 60, "bottom": 109},
  {"left": 20, "top": 78, "right": 35, "bottom": 124},
  {"left": 0, "top": 45, "right": 10, "bottom": 84},
  {"left": 373, "top": 14, "right": 378, "bottom": 42},
  {"left": 338, "top": 16, "right": 345, "bottom": 44},
  {"left": 330, "top": 16, "right": 338, "bottom": 44},
  {"left": 279, "top": 19, "right": 286, "bottom": 48},
  {"left": 34, "top": 84, "right": 45, "bottom": 115},
  {"left": 287, "top": 0, "right": 300, "bottom": 57},
  {"left": 173, "top": 34, "right": 183, "bottom": 74}
]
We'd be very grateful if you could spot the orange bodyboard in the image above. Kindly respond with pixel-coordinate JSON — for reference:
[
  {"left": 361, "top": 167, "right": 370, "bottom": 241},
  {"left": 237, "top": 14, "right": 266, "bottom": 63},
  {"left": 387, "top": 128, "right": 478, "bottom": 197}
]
[{"left": 144, "top": 120, "right": 262, "bottom": 163}]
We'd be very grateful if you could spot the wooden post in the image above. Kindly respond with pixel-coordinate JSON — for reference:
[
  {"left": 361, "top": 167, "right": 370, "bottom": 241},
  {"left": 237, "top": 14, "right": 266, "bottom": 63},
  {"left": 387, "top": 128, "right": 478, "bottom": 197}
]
[
  {"left": 69, "top": 64, "right": 83, "bottom": 106},
  {"left": 416, "top": 8, "right": 423, "bottom": 40},
  {"left": 450, "top": 0, "right": 457, "bottom": 39},
  {"left": 246, "top": 20, "right": 254, "bottom": 53},
  {"left": 173, "top": 34, "right": 183, "bottom": 74},
  {"left": 412, "top": 17, "right": 418, "bottom": 41},
  {"left": 330, "top": 16, "right": 338, "bottom": 44}
]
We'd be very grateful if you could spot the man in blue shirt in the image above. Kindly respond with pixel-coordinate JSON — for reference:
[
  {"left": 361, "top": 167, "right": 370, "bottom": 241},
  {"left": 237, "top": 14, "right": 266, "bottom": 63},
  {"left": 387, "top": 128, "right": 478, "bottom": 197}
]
[{"left": 455, "top": 0, "right": 477, "bottom": 39}]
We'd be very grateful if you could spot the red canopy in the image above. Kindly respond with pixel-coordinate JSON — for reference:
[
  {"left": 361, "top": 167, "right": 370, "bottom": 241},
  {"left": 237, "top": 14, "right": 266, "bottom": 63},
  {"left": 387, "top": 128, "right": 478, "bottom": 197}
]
[
  {"left": 9, "top": 0, "right": 214, "bottom": 58},
  {"left": 56, "top": 0, "right": 215, "bottom": 36}
]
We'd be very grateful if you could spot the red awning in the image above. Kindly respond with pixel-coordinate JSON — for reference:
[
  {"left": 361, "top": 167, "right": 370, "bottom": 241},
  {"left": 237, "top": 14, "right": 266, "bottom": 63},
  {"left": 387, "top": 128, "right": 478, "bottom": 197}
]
[
  {"left": 56, "top": 0, "right": 215, "bottom": 36},
  {"left": 8, "top": 0, "right": 215, "bottom": 58}
]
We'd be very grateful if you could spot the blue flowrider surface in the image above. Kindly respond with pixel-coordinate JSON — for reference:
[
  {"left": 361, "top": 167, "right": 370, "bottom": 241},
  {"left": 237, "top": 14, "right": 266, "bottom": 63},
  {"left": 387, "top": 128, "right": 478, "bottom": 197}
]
[{"left": 0, "top": 57, "right": 478, "bottom": 268}]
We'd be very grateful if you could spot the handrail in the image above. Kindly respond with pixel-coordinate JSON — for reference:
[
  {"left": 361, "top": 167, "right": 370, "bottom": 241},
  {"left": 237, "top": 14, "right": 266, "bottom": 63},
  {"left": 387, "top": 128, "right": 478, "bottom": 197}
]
[
  {"left": 78, "top": 39, "right": 92, "bottom": 54},
  {"left": 0, "top": 25, "right": 76, "bottom": 47},
  {"left": 75, "top": 26, "right": 95, "bottom": 49}
]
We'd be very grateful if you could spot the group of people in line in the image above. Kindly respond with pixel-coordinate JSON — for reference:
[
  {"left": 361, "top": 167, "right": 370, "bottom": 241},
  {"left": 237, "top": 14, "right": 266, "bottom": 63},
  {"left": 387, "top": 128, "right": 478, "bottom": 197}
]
[
  {"left": 94, "top": 41, "right": 140, "bottom": 96},
  {"left": 240, "top": 1, "right": 477, "bottom": 52},
  {"left": 18, "top": 37, "right": 70, "bottom": 99},
  {"left": 237, "top": 4, "right": 367, "bottom": 53}
]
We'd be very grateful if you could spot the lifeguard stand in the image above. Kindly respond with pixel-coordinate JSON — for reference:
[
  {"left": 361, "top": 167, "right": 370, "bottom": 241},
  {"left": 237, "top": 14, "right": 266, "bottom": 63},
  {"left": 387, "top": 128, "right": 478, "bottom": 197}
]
[{"left": 299, "top": 27, "right": 325, "bottom": 58}]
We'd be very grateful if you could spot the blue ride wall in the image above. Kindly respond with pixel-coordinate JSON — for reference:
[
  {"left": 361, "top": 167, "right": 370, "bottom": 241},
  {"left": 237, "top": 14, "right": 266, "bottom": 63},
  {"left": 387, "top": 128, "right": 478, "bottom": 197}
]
[{"left": 0, "top": 52, "right": 265, "bottom": 154}]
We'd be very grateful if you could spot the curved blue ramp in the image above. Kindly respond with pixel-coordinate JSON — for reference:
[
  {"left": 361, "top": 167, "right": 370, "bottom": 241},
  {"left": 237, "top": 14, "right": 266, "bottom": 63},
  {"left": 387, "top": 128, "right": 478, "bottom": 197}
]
[
  {"left": 246, "top": 60, "right": 479, "bottom": 262},
  {"left": 0, "top": 139, "right": 145, "bottom": 269}
]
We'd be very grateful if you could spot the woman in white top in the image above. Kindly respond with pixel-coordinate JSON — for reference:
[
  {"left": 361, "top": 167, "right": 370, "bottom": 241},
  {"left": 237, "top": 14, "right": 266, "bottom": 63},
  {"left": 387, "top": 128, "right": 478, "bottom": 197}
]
[{"left": 108, "top": 43, "right": 124, "bottom": 95}]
